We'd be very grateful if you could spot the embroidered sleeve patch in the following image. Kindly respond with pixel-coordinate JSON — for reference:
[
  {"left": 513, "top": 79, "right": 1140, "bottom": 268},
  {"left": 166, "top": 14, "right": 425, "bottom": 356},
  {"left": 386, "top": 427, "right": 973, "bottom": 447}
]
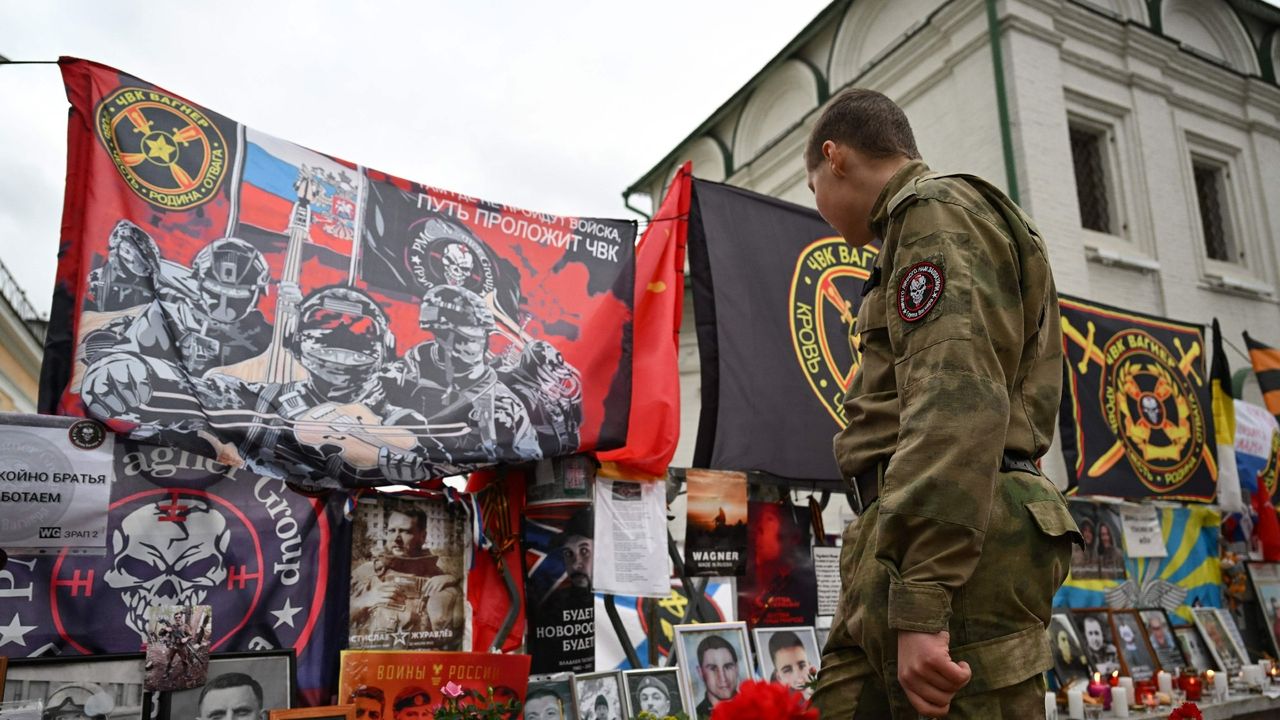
[{"left": 897, "top": 261, "right": 944, "bottom": 322}]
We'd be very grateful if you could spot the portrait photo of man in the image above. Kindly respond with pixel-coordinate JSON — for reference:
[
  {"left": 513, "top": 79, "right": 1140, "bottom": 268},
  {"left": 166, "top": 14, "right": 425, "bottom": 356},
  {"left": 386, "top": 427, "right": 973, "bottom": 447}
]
[
  {"left": 349, "top": 497, "right": 467, "bottom": 650},
  {"left": 1077, "top": 611, "right": 1121, "bottom": 676},
  {"left": 348, "top": 686, "right": 385, "bottom": 720},
  {"left": 161, "top": 654, "right": 293, "bottom": 720},
  {"left": 623, "top": 668, "right": 686, "bottom": 718},
  {"left": 754, "top": 627, "right": 821, "bottom": 699},
  {"left": 522, "top": 685, "right": 569, "bottom": 720},
  {"left": 195, "top": 673, "right": 264, "bottom": 720},
  {"left": 674, "top": 623, "right": 753, "bottom": 720}
]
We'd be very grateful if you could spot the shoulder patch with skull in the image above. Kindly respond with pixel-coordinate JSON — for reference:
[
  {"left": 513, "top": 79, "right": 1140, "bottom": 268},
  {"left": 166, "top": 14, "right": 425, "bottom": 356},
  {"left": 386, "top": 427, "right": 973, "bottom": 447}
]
[{"left": 897, "top": 261, "right": 944, "bottom": 322}]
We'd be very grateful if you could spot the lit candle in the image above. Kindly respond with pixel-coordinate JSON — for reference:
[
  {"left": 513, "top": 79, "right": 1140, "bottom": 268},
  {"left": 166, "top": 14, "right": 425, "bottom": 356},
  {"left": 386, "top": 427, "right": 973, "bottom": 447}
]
[
  {"left": 1109, "top": 670, "right": 1120, "bottom": 687},
  {"left": 1157, "top": 670, "right": 1173, "bottom": 695},
  {"left": 1045, "top": 691, "right": 1057, "bottom": 720},
  {"left": 1087, "top": 672, "right": 1112, "bottom": 710},
  {"left": 1111, "top": 686, "right": 1130, "bottom": 717},
  {"left": 1183, "top": 673, "right": 1202, "bottom": 701},
  {"left": 1067, "top": 688, "right": 1085, "bottom": 719}
]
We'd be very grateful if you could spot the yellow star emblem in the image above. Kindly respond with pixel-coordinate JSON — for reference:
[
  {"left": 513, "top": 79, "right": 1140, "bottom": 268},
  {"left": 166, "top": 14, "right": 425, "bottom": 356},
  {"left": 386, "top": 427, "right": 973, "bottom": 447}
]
[{"left": 144, "top": 134, "right": 177, "bottom": 164}]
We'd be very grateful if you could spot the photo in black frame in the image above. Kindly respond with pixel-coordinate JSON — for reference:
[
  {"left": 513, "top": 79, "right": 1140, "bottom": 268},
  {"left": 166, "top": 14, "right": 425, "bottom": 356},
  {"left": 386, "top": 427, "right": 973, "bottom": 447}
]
[
  {"left": 1173, "top": 625, "right": 1217, "bottom": 672},
  {"left": 2, "top": 653, "right": 151, "bottom": 719},
  {"left": 1138, "top": 608, "right": 1187, "bottom": 672},
  {"left": 1072, "top": 608, "right": 1121, "bottom": 676},
  {"left": 1111, "top": 609, "right": 1158, "bottom": 681},
  {"left": 1047, "top": 612, "right": 1092, "bottom": 688},
  {"left": 157, "top": 650, "right": 296, "bottom": 720}
]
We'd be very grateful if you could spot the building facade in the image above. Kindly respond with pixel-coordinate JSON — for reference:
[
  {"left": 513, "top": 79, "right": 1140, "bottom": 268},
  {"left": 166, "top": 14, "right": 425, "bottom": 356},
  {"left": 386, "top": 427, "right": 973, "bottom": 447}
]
[
  {"left": 627, "top": 0, "right": 1280, "bottom": 476},
  {"left": 0, "top": 258, "right": 43, "bottom": 413}
]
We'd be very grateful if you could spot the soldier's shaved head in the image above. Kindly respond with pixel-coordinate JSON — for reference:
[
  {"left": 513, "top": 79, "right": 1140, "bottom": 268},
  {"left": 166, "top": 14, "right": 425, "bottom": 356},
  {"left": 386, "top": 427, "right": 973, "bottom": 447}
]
[{"left": 805, "top": 88, "right": 921, "bottom": 170}]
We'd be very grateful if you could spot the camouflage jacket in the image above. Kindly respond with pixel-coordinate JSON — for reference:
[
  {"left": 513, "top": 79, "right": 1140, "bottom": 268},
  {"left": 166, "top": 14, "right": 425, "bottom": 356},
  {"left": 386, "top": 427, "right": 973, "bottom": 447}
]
[{"left": 833, "top": 160, "right": 1064, "bottom": 633}]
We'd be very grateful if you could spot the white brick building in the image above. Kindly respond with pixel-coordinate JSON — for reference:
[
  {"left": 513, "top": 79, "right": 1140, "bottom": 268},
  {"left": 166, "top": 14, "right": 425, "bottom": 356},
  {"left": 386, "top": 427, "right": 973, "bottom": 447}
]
[{"left": 625, "top": 0, "right": 1280, "bottom": 474}]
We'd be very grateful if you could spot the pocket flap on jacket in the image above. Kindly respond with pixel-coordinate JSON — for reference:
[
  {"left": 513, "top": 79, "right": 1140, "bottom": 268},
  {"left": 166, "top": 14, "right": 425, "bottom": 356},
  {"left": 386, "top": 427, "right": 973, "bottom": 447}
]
[{"left": 1026, "top": 499, "right": 1083, "bottom": 544}]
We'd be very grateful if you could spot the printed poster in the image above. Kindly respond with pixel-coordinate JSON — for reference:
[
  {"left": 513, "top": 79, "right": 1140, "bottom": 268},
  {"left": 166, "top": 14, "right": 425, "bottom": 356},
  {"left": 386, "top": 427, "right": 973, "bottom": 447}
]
[
  {"left": 593, "top": 474, "right": 669, "bottom": 598},
  {"left": 338, "top": 650, "right": 531, "bottom": 713},
  {"left": 349, "top": 494, "right": 469, "bottom": 650},
  {"left": 524, "top": 470, "right": 595, "bottom": 674},
  {"left": 683, "top": 469, "right": 747, "bottom": 577},
  {"left": 737, "top": 500, "right": 818, "bottom": 628},
  {"left": 0, "top": 414, "right": 113, "bottom": 552}
]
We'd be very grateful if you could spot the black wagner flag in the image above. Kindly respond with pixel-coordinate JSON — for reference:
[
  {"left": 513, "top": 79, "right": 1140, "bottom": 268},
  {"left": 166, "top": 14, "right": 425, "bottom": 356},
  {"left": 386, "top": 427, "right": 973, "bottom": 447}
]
[
  {"left": 688, "top": 179, "right": 877, "bottom": 483},
  {"left": 1059, "top": 295, "right": 1217, "bottom": 500}
]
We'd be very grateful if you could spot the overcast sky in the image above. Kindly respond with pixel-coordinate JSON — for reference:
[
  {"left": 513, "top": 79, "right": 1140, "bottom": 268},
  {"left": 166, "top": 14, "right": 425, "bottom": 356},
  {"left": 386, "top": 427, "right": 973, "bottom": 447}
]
[{"left": 0, "top": 1, "right": 831, "bottom": 318}]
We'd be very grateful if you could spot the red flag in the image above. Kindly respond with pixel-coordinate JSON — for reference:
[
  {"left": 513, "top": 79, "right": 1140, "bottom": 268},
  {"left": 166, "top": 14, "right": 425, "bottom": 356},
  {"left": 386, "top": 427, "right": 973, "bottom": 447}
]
[
  {"left": 1254, "top": 482, "right": 1280, "bottom": 561},
  {"left": 597, "top": 163, "right": 691, "bottom": 477}
]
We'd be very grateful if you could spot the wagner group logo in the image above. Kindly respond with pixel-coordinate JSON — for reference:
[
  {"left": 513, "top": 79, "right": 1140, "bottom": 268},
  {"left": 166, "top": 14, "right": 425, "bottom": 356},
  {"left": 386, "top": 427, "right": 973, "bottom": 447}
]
[
  {"left": 788, "top": 238, "right": 876, "bottom": 427},
  {"left": 1097, "top": 329, "right": 1211, "bottom": 492},
  {"left": 95, "top": 87, "right": 228, "bottom": 210}
]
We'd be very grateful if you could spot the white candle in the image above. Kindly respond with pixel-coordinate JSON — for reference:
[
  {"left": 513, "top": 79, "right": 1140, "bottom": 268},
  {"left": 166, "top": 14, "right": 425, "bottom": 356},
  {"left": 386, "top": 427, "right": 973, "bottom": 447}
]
[
  {"left": 1045, "top": 691, "right": 1058, "bottom": 720},
  {"left": 1118, "top": 676, "right": 1134, "bottom": 696},
  {"left": 1157, "top": 670, "right": 1173, "bottom": 694},
  {"left": 1067, "top": 688, "right": 1085, "bottom": 719},
  {"left": 1112, "top": 686, "right": 1130, "bottom": 717}
]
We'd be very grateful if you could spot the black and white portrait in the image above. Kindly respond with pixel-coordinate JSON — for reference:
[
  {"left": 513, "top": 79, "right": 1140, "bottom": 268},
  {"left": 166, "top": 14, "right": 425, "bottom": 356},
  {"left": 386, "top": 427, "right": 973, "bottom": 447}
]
[
  {"left": 1074, "top": 609, "right": 1120, "bottom": 676},
  {"left": 1048, "top": 613, "right": 1092, "bottom": 688},
  {"left": 573, "top": 672, "right": 622, "bottom": 720},
  {"left": 1174, "top": 625, "right": 1217, "bottom": 672},
  {"left": 2, "top": 655, "right": 146, "bottom": 720},
  {"left": 159, "top": 653, "right": 294, "bottom": 720},
  {"left": 1111, "top": 610, "right": 1157, "bottom": 680},
  {"left": 623, "top": 668, "right": 686, "bottom": 718}
]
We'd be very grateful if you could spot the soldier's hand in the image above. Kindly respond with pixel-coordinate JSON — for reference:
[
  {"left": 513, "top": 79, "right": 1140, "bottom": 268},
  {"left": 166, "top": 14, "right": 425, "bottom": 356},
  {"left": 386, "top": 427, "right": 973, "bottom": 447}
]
[
  {"left": 423, "top": 574, "right": 457, "bottom": 595},
  {"left": 897, "top": 630, "right": 971, "bottom": 718},
  {"left": 83, "top": 353, "right": 155, "bottom": 416}
]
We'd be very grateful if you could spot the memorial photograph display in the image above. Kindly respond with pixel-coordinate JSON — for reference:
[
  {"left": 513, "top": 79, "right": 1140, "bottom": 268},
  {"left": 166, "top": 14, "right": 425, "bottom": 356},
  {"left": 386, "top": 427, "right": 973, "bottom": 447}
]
[
  {"left": 1192, "top": 607, "right": 1249, "bottom": 674},
  {"left": 622, "top": 668, "right": 687, "bottom": 718},
  {"left": 673, "top": 622, "right": 753, "bottom": 720},
  {"left": 572, "top": 672, "right": 623, "bottom": 720},
  {"left": 1048, "top": 612, "right": 1093, "bottom": 687},
  {"left": 157, "top": 651, "right": 295, "bottom": 720},
  {"left": 1138, "top": 608, "right": 1187, "bottom": 672},
  {"left": 1073, "top": 608, "right": 1122, "bottom": 676},
  {"left": 1, "top": 655, "right": 147, "bottom": 719}
]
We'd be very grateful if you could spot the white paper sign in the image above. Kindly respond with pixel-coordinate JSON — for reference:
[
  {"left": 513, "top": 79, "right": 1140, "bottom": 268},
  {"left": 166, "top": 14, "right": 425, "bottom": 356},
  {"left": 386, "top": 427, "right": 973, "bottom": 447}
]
[
  {"left": 814, "top": 545, "right": 843, "bottom": 617},
  {"left": 0, "top": 415, "right": 114, "bottom": 552},
  {"left": 593, "top": 475, "right": 670, "bottom": 597},
  {"left": 1120, "top": 505, "right": 1166, "bottom": 558}
]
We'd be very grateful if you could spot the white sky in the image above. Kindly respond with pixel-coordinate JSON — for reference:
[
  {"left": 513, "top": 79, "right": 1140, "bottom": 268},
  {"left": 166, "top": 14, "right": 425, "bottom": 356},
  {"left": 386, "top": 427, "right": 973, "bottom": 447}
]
[{"left": 0, "top": 0, "right": 832, "bottom": 318}]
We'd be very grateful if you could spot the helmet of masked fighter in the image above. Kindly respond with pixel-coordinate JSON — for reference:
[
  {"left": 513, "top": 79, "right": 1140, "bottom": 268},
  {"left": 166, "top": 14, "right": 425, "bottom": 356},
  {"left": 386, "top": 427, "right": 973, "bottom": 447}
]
[
  {"left": 107, "top": 219, "right": 163, "bottom": 277},
  {"left": 419, "top": 285, "right": 494, "bottom": 368},
  {"left": 294, "top": 286, "right": 395, "bottom": 392},
  {"left": 190, "top": 238, "right": 270, "bottom": 323}
]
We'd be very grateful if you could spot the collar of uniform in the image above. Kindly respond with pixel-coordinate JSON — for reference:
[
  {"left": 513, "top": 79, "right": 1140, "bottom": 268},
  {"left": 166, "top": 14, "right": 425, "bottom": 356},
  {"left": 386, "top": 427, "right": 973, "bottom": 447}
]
[{"left": 869, "top": 159, "right": 931, "bottom": 239}]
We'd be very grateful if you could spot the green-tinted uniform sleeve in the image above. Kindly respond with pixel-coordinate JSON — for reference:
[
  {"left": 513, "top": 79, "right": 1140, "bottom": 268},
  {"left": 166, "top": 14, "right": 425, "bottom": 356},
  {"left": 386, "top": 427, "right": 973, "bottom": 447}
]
[{"left": 876, "top": 198, "right": 1028, "bottom": 634}]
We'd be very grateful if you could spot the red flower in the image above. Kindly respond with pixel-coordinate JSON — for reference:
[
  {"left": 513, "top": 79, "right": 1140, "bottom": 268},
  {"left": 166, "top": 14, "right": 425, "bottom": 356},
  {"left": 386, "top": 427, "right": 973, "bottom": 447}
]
[
  {"left": 1169, "top": 702, "right": 1203, "bottom": 720},
  {"left": 709, "top": 681, "right": 817, "bottom": 720}
]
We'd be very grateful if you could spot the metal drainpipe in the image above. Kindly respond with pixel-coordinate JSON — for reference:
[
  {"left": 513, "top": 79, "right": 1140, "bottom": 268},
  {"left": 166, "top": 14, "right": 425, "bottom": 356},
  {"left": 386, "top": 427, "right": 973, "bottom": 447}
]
[
  {"left": 622, "top": 190, "right": 653, "bottom": 221},
  {"left": 985, "top": 0, "right": 1021, "bottom": 205}
]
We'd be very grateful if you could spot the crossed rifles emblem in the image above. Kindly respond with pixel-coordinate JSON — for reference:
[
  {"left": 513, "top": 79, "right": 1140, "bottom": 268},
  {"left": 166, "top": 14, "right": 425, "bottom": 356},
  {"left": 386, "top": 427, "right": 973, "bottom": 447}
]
[{"left": 1062, "top": 317, "right": 1216, "bottom": 483}]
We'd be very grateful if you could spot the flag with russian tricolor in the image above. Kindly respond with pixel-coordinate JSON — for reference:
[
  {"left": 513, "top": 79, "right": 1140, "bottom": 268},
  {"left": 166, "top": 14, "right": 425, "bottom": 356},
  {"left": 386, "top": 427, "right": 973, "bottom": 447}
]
[{"left": 236, "top": 128, "right": 359, "bottom": 260}]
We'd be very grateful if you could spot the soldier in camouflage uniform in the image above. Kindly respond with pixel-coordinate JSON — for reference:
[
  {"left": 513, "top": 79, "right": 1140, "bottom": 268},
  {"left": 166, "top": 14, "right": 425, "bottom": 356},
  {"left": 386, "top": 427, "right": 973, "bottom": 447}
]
[{"left": 804, "top": 89, "right": 1081, "bottom": 718}]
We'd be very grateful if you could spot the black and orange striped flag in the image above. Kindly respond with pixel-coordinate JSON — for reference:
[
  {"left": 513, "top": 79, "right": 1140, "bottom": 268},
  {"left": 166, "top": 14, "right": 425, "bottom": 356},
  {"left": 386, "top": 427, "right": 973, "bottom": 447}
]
[{"left": 1245, "top": 332, "right": 1280, "bottom": 422}]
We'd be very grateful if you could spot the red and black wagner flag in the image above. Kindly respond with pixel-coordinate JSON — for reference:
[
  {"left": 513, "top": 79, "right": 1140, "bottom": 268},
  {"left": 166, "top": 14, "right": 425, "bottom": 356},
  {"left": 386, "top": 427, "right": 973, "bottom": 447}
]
[
  {"left": 688, "top": 179, "right": 877, "bottom": 484},
  {"left": 1059, "top": 296, "right": 1218, "bottom": 500},
  {"left": 41, "top": 58, "right": 635, "bottom": 487}
]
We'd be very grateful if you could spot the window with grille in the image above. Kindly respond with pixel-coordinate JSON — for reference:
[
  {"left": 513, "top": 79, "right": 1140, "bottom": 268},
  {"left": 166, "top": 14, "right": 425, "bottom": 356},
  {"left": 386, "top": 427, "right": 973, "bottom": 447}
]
[
  {"left": 1069, "top": 123, "right": 1112, "bottom": 234},
  {"left": 1192, "top": 159, "right": 1237, "bottom": 263}
]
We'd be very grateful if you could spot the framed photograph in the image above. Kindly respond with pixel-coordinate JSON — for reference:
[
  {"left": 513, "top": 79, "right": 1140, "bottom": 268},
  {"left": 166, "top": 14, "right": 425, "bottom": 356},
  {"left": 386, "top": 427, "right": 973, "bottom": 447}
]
[
  {"left": 1047, "top": 612, "right": 1092, "bottom": 688},
  {"left": 573, "top": 671, "right": 623, "bottom": 720},
  {"left": 1137, "top": 608, "right": 1186, "bottom": 672},
  {"left": 0, "top": 699, "right": 43, "bottom": 720},
  {"left": 1110, "top": 609, "right": 1158, "bottom": 680},
  {"left": 526, "top": 673, "right": 578, "bottom": 720},
  {"left": 1, "top": 653, "right": 148, "bottom": 718},
  {"left": 269, "top": 707, "right": 355, "bottom": 720},
  {"left": 752, "top": 627, "right": 820, "bottom": 699},
  {"left": 1192, "top": 607, "right": 1248, "bottom": 674},
  {"left": 1247, "top": 562, "right": 1280, "bottom": 657},
  {"left": 623, "top": 668, "right": 686, "bottom": 718},
  {"left": 673, "top": 621, "right": 753, "bottom": 720},
  {"left": 1173, "top": 625, "right": 1217, "bottom": 672},
  {"left": 1071, "top": 608, "right": 1121, "bottom": 676},
  {"left": 157, "top": 650, "right": 295, "bottom": 720}
]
